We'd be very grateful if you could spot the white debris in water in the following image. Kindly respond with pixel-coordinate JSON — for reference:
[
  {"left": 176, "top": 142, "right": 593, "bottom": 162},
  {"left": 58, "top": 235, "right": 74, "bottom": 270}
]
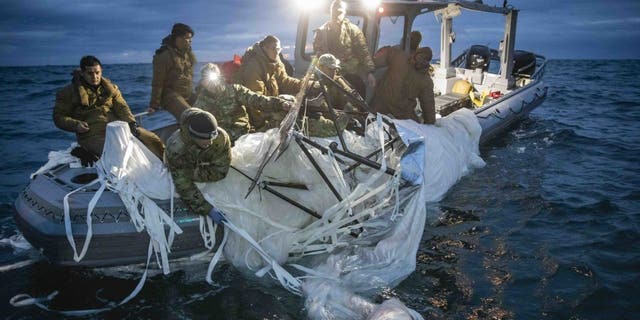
[{"left": 0, "top": 234, "right": 33, "bottom": 251}]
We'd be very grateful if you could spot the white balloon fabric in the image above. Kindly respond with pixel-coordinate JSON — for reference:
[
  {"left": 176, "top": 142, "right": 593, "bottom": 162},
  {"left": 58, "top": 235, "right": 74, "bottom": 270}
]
[{"left": 199, "top": 108, "right": 484, "bottom": 319}]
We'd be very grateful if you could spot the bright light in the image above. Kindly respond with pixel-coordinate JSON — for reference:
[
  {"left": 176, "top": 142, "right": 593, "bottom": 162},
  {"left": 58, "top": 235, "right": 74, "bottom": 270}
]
[
  {"left": 294, "top": 0, "right": 324, "bottom": 11},
  {"left": 378, "top": 6, "right": 384, "bottom": 14},
  {"left": 363, "top": 0, "right": 381, "bottom": 10},
  {"left": 207, "top": 72, "right": 219, "bottom": 83}
]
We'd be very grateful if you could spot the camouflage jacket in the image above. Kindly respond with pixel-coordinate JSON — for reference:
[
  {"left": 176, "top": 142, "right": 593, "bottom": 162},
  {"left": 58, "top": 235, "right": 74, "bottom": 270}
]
[
  {"left": 150, "top": 35, "right": 197, "bottom": 107},
  {"left": 192, "top": 83, "right": 285, "bottom": 142},
  {"left": 302, "top": 74, "right": 357, "bottom": 137},
  {"left": 53, "top": 72, "right": 136, "bottom": 144},
  {"left": 313, "top": 18, "right": 375, "bottom": 76},
  {"left": 307, "top": 73, "right": 356, "bottom": 114},
  {"left": 165, "top": 108, "right": 232, "bottom": 216}
]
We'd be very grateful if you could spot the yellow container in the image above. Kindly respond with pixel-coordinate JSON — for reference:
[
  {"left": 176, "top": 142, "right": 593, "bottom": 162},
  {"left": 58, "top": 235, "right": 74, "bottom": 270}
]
[{"left": 451, "top": 79, "right": 473, "bottom": 95}]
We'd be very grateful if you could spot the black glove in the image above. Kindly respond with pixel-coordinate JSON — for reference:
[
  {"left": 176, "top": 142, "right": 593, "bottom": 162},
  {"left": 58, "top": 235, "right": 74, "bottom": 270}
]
[
  {"left": 70, "top": 146, "right": 100, "bottom": 167},
  {"left": 128, "top": 121, "right": 140, "bottom": 138}
]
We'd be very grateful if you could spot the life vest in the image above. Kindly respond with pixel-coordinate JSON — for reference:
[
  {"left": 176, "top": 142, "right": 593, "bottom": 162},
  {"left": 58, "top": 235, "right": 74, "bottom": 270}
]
[{"left": 221, "top": 54, "right": 242, "bottom": 84}]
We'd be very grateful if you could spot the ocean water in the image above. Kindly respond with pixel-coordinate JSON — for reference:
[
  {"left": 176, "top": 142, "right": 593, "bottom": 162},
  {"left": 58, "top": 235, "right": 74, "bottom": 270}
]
[{"left": 0, "top": 60, "right": 638, "bottom": 319}]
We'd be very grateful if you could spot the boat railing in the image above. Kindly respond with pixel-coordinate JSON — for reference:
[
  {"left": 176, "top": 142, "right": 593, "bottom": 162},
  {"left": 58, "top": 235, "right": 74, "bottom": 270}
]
[
  {"left": 530, "top": 54, "right": 547, "bottom": 81},
  {"left": 451, "top": 49, "right": 468, "bottom": 68},
  {"left": 134, "top": 111, "right": 149, "bottom": 126}
]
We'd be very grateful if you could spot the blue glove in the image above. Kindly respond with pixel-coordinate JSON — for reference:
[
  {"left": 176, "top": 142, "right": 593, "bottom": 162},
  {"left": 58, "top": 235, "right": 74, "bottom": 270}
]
[{"left": 208, "top": 207, "right": 227, "bottom": 225}]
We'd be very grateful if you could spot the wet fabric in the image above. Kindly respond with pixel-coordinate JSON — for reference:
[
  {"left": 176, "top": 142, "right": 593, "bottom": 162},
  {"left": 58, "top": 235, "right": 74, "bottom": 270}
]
[{"left": 198, "top": 109, "right": 484, "bottom": 319}]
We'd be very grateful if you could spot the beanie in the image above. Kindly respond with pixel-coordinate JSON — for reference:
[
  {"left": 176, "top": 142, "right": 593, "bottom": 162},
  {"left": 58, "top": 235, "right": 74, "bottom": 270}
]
[
  {"left": 188, "top": 112, "right": 218, "bottom": 139},
  {"left": 171, "top": 23, "right": 194, "bottom": 37}
]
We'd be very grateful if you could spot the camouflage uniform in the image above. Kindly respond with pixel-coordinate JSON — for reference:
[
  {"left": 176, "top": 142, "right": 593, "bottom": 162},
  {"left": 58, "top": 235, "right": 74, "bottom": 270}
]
[
  {"left": 234, "top": 42, "right": 302, "bottom": 131},
  {"left": 150, "top": 36, "right": 197, "bottom": 119},
  {"left": 313, "top": 18, "right": 375, "bottom": 78},
  {"left": 53, "top": 72, "right": 165, "bottom": 159},
  {"left": 193, "top": 83, "right": 286, "bottom": 143},
  {"left": 164, "top": 108, "right": 232, "bottom": 216},
  {"left": 371, "top": 46, "right": 436, "bottom": 124},
  {"left": 303, "top": 74, "right": 357, "bottom": 137}
]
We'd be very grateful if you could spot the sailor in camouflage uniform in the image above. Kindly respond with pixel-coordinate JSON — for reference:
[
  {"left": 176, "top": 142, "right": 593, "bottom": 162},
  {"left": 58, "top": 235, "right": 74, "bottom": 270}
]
[
  {"left": 147, "top": 23, "right": 197, "bottom": 119},
  {"left": 303, "top": 54, "right": 359, "bottom": 137},
  {"left": 313, "top": 0, "right": 376, "bottom": 97},
  {"left": 164, "top": 108, "right": 231, "bottom": 216},
  {"left": 53, "top": 55, "right": 165, "bottom": 160},
  {"left": 194, "top": 63, "right": 291, "bottom": 143}
]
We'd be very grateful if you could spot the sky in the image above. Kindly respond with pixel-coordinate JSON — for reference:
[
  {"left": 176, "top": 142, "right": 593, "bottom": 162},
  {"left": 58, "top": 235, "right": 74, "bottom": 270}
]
[{"left": 0, "top": 0, "right": 639, "bottom": 66}]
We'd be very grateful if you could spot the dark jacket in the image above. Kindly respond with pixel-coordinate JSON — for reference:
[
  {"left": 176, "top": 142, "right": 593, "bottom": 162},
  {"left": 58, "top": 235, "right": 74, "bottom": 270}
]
[
  {"left": 234, "top": 42, "right": 301, "bottom": 130},
  {"left": 150, "top": 35, "right": 197, "bottom": 107},
  {"left": 53, "top": 72, "right": 136, "bottom": 143},
  {"left": 372, "top": 46, "right": 435, "bottom": 124}
]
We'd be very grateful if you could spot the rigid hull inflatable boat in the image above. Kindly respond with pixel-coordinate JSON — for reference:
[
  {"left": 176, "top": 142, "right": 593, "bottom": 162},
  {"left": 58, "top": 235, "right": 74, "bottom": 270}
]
[{"left": 16, "top": 0, "right": 547, "bottom": 274}]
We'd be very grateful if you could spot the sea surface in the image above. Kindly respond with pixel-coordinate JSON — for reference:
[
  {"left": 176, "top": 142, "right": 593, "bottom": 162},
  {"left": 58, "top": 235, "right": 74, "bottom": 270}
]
[{"left": 0, "top": 60, "right": 639, "bottom": 319}]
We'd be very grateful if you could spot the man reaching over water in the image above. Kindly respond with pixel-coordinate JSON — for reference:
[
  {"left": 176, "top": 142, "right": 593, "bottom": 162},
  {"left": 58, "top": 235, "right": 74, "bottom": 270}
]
[
  {"left": 53, "top": 55, "right": 165, "bottom": 164},
  {"left": 164, "top": 108, "right": 231, "bottom": 219}
]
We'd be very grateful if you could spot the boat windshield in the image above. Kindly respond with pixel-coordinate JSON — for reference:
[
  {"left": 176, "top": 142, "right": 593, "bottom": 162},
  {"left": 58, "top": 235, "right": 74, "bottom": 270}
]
[{"left": 377, "top": 15, "right": 405, "bottom": 50}]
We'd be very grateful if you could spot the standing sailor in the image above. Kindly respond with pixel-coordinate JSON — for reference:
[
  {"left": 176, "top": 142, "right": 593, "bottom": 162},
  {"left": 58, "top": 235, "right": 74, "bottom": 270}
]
[
  {"left": 372, "top": 47, "right": 436, "bottom": 124},
  {"left": 313, "top": 0, "right": 376, "bottom": 98}
]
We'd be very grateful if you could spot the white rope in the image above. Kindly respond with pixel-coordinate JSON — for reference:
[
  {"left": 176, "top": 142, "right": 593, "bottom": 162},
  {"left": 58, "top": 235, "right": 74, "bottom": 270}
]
[
  {"left": 205, "top": 220, "right": 228, "bottom": 284},
  {"left": 62, "top": 177, "right": 102, "bottom": 262},
  {"left": 199, "top": 215, "right": 218, "bottom": 249},
  {"left": 208, "top": 218, "right": 303, "bottom": 295}
]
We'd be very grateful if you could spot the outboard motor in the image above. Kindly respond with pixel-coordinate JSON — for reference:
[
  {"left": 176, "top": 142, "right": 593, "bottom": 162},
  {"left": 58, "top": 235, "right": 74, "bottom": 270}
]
[
  {"left": 465, "top": 45, "right": 491, "bottom": 71},
  {"left": 512, "top": 50, "right": 536, "bottom": 76}
]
